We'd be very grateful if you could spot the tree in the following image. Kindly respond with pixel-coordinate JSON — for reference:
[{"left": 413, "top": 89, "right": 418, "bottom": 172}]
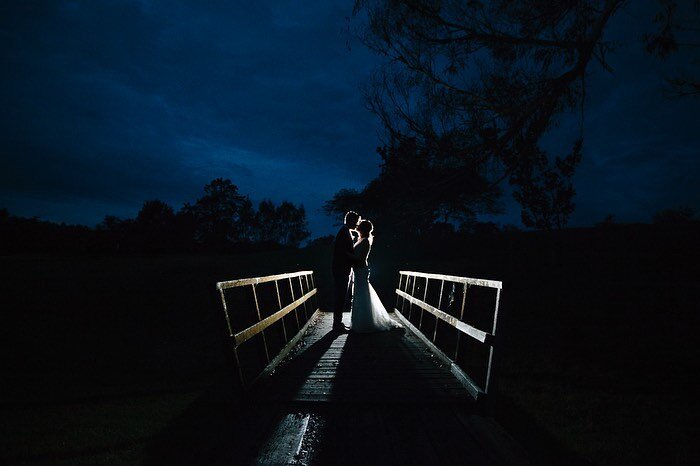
[
  {"left": 276, "top": 202, "right": 311, "bottom": 247},
  {"left": 325, "top": 135, "right": 502, "bottom": 235},
  {"left": 96, "top": 215, "right": 134, "bottom": 251},
  {"left": 643, "top": 0, "right": 700, "bottom": 98},
  {"left": 134, "top": 200, "right": 176, "bottom": 251},
  {"left": 652, "top": 206, "right": 696, "bottom": 225},
  {"left": 351, "top": 0, "right": 698, "bottom": 229},
  {"left": 254, "top": 199, "right": 282, "bottom": 243},
  {"left": 254, "top": 199, "right": 311, "bottom": 247},
  {"left": 181, "top": 178, "right": 248, "bottom": 247}
]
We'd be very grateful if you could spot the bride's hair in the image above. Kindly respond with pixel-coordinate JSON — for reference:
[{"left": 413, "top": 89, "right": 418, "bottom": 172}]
[{"left": 357, "top": 219, "right": 374, "bottom": 243}]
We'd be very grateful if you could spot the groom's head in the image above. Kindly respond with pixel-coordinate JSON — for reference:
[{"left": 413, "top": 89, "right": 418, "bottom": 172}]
[{"left": 344, "top": 211, "right": 360, "bottom": 229}]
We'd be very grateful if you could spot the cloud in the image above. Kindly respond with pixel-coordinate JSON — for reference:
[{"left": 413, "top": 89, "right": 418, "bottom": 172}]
[
  {"left": 1, "top": 0, "right": 697, "bottom": 235},
  {"left": 0, "top": 0, "right": 383, "bottom": 233}
]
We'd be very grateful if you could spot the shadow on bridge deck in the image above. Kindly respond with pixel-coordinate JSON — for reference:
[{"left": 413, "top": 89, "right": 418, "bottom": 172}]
[
  {"left": 144, "top": 311, "right": 531, "bottom": 465},
  {"left": 255, "top": 311, "right": 471, "bottom": 404}
]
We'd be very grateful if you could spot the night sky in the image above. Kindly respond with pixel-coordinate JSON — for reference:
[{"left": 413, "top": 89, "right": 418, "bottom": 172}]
[{"left": 1, "top": 1, "right": 698, "bottom": 238}]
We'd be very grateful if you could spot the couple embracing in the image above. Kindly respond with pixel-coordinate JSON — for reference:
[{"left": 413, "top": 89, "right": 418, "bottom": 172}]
[{"left": 331, "top": 211, "right": 401, "bottom": 333}]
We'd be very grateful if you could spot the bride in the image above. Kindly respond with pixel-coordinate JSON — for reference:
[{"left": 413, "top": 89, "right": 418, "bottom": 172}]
[{"left": 350, "top": 219, "right": 402, "bottom": 333}]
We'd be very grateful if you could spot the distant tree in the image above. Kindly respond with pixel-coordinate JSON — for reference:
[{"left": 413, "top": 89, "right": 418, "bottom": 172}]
[
  {"left": 276, "top": 202, "right": 311, "bottom": 247},
  {"left": 652, "top": 206, "right": 696, "bottom": 225},
  {"left": 325, "top": 136, "right": 502, "bottom": 235},
  {"left": 237, "top": 196, "right": 256, "bottom": 242},
  {"left": 324, "top": 189, "right": 366, "bottom": 224},
  {"left": 181, "top": 178, "right": 248, "bottom": 247},
  {"left": 596, "top": 214, "right": 617, "bottom": 227},
  {"left": 96, "top": 215, "right": 134, "bottom": 251},
  {"left": 136, "top": 200, "right": 175, "bottom": 227},
  {"left": 254, "top": 199, "right": 282, "bottom": 243},
  {"left": 305, "top": 235, "right": 334, "bottom": 248},
  {"left": 511, "top": 140, "right": 583, "bottom": 230},
  {"left": 134, "top": 200, "right": 176, "bottom": 251},
  {"left": 254, "top": 199, "right": 310, "bottom": 247}
]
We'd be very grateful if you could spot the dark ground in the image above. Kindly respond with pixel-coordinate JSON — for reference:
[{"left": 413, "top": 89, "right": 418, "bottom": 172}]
[{"left": 0, "top": 223, "right": 698, "bottom": 465}]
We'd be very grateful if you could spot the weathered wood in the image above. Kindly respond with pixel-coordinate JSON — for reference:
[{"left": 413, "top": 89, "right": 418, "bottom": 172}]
[
  {"left": 251, "top": 283, "right": 270, "bottom": 363},
  {"left": 400, "top": 270, "right": 502, "bottom": 289},
  {"left": 255, "top": 312, "right": 473, "bottom": 404},
  {"left": 485, "top": 287, "right": 502, "bottom": 394},
  {"left": 274, "top": 280, "right": 287, "bottom": 343},
  {"left": 454, "top": 282, "right": 469, "bottom": 359},
  {"left": 250, "top": 309, "right": 321, "bottom": 388},
  {"left": 216, "top": 270, "right": 314, "bottom": 290},
  {"left": 396, "top": 289, "right": 493, "bottom": 345},
  {"left": 234, "top": 289, "right": 317, "bottom": 347},
  {"left": 255, "top": 413, "right": 309, "bottom": 464},
  {"left": 218, "top": 287, "right": 233, "bottom": 337},
  {"left": 419, "top": 276, "right": 429, "bottom": 330},
  {"left": 395, "top": 308, "right": 484, "bottom": 400}
]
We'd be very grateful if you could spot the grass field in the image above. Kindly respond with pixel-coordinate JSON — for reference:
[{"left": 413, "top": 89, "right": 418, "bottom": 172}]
[{"left": 0, "top": 224, "right": 697, "bottom": 465}]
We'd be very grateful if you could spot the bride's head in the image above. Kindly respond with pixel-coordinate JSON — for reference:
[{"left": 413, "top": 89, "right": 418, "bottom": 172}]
[{"left": 357, "top": 219, "right": 374, "bottom": 243}]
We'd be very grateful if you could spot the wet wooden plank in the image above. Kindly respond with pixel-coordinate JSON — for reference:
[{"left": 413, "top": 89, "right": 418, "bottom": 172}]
[
  {"left": 233, "top": 289, "right": 316, "bottom": 345},
  {"left": 216, "top": 270, "right": 314, "bottom": 289},
  {"left": 400, "top": 270, "right": 502, "bottom": 289},
  {"left": 255, "top": 312, "right": 473, "bottom": 404},
  {"left": 255, "top": 413, "right": 309, "bottom": 464}
]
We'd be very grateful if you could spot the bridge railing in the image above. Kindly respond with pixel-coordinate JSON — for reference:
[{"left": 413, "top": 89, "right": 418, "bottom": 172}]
[
  {"left": 216, "top": 270, "right": 320, "bottom": 388},
  {"left": 394, "top": 271, "right": 502, "bottom": 400}
]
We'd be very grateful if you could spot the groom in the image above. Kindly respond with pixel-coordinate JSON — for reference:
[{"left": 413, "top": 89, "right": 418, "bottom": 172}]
[{"left": 331, "top": 210, "right": 360, "bottom": 331}]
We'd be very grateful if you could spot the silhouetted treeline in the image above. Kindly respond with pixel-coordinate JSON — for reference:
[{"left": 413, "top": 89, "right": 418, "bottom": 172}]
[{"left": 0, "top": 178, "right": 310, "bottom": 254}]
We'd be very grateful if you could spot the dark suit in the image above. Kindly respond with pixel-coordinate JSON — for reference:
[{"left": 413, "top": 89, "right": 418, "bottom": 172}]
[{"left": 331, "top": 225, "right": 354, "bottom": 326}]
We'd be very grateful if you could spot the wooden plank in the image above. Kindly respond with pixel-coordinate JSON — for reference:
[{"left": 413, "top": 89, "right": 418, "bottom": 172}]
[
  {"left": 400, "top": 270, "right": 502, "bottom": 289},
  {"left": 248, "top": 309, "right": 321, "bottom": 388},
  {"left": 254, "top": 413, "right": 309, "bottom": 464},
  {"left": 395, "top": 309, "right": 484, "bottom": 400},
  {"left": 396, "top": 289, "right": 493, "bottom": 345},
  {"left": 233, "top": 289, "right": 317, "bottom": 346},
  {"left": 216, "top": 270, "right": 313, "bottom": 290},
  {"left": 256, "top": 312, "right": 473, "bottom": 404}
]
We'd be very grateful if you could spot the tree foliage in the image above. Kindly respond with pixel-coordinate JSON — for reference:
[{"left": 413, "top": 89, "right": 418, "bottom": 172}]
[
  {"left": 349, "top": 0, "right": 697, "bottom": 229},
  {"left": 180, "top": 178, "right": 249, "bottom": 247},
  {"left": 324, "top": 135, "right": 502, "bottom": 234},
  {"left": 643, "top": 0, "right": 700, "bottom": 98},
  {"left": 1, "top": 179, "right": 311, "bottom": 253}
]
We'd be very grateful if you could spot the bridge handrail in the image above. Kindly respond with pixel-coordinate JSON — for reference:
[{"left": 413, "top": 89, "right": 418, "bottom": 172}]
[
  {"left": 394, "top": 270, "right": 502, "bottom": 400},
  {"left": 399, "top": 270, "right": 502, "bottom": 289},
  {"left": 216, "top": 270, "right": 319, "bottom": 388},
  {"left": 217, "top": 270, "right": 314, "bottom": 290}
]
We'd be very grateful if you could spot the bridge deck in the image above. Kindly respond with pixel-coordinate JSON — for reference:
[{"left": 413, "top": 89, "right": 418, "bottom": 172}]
[
  {"left": 255, "top": 311, "right": 471, "bottom": 404},
  {"left": 203, "top": 311, "right": 529, "bottom": 465}
]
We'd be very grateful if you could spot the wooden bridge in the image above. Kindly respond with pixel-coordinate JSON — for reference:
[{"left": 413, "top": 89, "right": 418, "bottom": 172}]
[{"left": 213, "top": 270, "right": 528, "bottom": 465}]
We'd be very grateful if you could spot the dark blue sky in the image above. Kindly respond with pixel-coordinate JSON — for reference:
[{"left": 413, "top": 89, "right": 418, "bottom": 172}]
[{"left": 1, "top": 1, "right": 698, "bottom": 238}]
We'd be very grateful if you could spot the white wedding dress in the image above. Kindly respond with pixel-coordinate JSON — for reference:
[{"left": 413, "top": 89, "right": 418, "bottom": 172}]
[{"left": 350, "top": 238, "right": 402, "bottom": 333}]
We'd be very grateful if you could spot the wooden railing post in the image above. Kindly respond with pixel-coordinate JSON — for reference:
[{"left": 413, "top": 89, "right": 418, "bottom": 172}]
[
  {"left": 408, "top": 275, "right": 417, "bottom": 320},
  {"left": 484, "top": 288, "right": 501, "bottom": 394},
  {"left": 216, "top": 270, "right": 320, "bottom": 391},
  {"left": 299, "top": 275, "right": 309, "bottom": 321},
  {"left": 252, "top": 284, "right": 270, "bottom": 363},
  {"left": 454, "top": 283, "right": 468, "bottom": 360},
  {"left": 395, "top": 274, "right": 403, "bottom": 311},
  {"left": 432, "top": 279, "right": 445, "bottom": 343},
  {"left": 288, "top": 277, "right": 300, "bottom": 331},
  {"left": 400, "top": 274, "right": 410, "bottom": 315},
  {"left": 393, "top": 270, "right": 502, "bottom": 400},
  {"left": 419, "top": 277, "right": 429, "bottom": 331},
  {"left": 274, "top": 280, "right": 288, "bottom": 344}
]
